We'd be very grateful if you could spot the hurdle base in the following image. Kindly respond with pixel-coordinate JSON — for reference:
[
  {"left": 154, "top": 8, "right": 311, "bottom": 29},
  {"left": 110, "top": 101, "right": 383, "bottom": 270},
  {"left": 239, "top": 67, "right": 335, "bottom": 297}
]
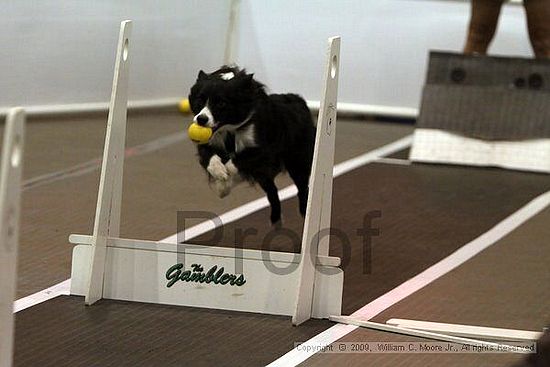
[
  {"left": 70, "top": 234, "right": 343, "bottom": 319},
  {"left": 330, "top": 316, "right": 532, "bottom": 354},
  {"left": 386, "top": 318, "right": 543, "bottom": 342}
]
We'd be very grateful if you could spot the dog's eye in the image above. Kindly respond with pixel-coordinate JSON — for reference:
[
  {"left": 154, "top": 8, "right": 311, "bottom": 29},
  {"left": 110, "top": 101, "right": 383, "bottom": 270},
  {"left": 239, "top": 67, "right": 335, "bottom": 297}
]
[{"left": 188, "top": 97, "right": 201, "bottom": 113}]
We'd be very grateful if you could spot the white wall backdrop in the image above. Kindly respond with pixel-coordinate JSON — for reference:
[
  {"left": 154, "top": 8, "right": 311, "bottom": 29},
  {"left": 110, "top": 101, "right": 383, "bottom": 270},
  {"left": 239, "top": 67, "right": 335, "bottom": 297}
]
[
  {"left": 0, "top": 0, "right": 534, "bottom": 114},
  {"left": 235, "top": 0, "right": 533, "bottom": 112},
  {"left": 0, "top": 0, "right": 230, "bottom": 111}
]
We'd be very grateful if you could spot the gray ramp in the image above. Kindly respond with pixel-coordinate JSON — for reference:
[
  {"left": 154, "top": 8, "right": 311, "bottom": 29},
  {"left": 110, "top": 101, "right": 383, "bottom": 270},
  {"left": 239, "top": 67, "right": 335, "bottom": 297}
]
[{"left": 411, "top": 51, "right": 550, "bottom": 173}]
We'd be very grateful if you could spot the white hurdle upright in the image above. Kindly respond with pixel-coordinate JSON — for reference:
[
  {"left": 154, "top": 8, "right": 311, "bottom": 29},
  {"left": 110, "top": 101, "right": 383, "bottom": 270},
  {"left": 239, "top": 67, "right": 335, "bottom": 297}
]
[
  {"left": 69, "top": 21, "right": 343, "bottom": 324},
  {"left": 0, "top": 108, "right": 25, "bottom": 367},
  {"left": 293, "top": 37, "right": 340, "bottom": 325},
  {"left": 85, "top": 20, "right": 132, "bottom": 305}
]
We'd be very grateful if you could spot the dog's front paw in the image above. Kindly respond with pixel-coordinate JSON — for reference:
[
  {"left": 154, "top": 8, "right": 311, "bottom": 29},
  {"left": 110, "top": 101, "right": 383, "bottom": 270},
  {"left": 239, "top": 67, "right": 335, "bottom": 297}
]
[
  {"left": 207, "top": 155, "right": 228, "bottom": 181},
  {"left": 225, "top": 159, "right": 239, "bottom": 176},
  {"left": 212, "top": 179, "right": 231, "bottom": 198},
  {"left": 225, "top": 159, "right": 244, "bottom": 184}
]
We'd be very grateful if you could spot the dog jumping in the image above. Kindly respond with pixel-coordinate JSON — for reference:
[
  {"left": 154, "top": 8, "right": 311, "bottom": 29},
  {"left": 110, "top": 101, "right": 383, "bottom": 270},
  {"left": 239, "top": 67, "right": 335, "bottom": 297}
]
[{"left": 188, "top": 66, "right": 315, "bottom": 225}]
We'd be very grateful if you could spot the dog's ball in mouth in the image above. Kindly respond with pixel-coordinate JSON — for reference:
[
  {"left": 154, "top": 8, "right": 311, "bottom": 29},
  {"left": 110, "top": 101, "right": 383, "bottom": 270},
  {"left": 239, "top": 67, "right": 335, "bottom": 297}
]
[{"left": 188, "top": 122, "right": 212, "bottom": 144}]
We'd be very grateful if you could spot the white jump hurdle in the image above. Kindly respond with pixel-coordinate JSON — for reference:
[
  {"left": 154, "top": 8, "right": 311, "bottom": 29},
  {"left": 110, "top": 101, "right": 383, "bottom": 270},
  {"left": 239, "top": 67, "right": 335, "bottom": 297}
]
[
  {"left": 69, "top": 21, "right": 343, "bottom": 324},
  {"left": 0, "top": 108, "right": 25, "bottom": 367}
]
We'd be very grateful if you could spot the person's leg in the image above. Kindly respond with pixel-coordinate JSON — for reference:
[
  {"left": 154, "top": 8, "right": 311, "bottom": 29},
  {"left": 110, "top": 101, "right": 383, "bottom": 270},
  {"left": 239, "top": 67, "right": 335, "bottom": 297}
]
[
  {"left": 464, "top": 0, "right": 505, "bottom": 55},
  {"left": 524, "top": 0, "right": 550, "bottom": 58}
]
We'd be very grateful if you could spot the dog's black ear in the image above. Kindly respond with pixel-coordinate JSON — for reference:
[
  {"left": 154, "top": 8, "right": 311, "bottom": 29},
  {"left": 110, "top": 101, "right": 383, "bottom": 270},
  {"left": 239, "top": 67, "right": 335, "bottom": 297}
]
[
  {"left": 242, "top": 73, "right": 254, "bottom": 86},
  {"left": 197, "top": 70, "right": 207, "bottom": 81}
]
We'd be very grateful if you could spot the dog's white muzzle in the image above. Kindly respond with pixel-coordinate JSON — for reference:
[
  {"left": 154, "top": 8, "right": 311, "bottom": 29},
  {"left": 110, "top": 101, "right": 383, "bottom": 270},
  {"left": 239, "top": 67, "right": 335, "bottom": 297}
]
[{"left": 194, "top": 105, "right": 216, "bottom": 129}]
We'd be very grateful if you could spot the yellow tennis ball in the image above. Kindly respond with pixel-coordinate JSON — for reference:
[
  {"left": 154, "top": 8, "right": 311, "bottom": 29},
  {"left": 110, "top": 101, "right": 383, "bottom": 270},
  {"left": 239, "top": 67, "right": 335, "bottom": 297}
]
[
  {"left": 188, "top": 122, "right": 212, "bottom": 144},
  {"left": 178, "top": 99, "right": 191, "bottom": 113}
]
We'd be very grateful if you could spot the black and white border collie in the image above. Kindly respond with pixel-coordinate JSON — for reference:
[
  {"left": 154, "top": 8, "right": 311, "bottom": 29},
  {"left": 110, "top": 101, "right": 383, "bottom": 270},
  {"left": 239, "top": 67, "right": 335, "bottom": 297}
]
[{"left": 188, "top": 66, "right": 315, "bottom": 225}]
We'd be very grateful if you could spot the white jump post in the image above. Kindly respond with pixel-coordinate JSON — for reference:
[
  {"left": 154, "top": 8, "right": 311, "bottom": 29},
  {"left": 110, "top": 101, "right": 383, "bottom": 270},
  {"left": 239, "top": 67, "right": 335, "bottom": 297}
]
[
  {"left": 85, "top": 20, "right": 132, "bottom": 305},
  {"left": 0, "top": 108, "right": 25, "bottom": 367},
  {"left": 70, "top": 26, "right": 343, "bottom": 324},
  {"left": 293, "top": 37, "right": 340, "bottom": 325}
]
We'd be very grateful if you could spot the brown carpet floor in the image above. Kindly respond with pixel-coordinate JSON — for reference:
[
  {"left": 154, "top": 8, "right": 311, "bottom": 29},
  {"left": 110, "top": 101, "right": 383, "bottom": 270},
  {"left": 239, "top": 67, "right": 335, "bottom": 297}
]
[
  {"left": 13, "top": 161, "right": 550, "bottom": 366},
  {"left": 300, "top": 204, "right": 550, "bottom": 367}
]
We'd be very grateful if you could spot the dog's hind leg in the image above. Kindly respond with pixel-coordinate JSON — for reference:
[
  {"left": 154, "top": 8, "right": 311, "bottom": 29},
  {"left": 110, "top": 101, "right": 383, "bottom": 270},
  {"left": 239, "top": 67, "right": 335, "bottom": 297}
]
[
  {"left": 285, "top": 142, "right": 313, "bottom": 217},
  {"left": 287, "top": 165, "right": 310, "bottom": 217},
  {"left": 257, "top": 178, "right": 281, "bottom": 226}
]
